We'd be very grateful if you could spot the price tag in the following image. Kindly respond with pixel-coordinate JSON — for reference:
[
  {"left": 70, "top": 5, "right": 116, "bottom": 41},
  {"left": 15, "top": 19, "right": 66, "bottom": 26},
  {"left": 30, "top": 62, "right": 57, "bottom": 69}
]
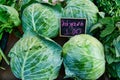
[{"left": 60, "top": 18, "right": 86, "bottom": 37}]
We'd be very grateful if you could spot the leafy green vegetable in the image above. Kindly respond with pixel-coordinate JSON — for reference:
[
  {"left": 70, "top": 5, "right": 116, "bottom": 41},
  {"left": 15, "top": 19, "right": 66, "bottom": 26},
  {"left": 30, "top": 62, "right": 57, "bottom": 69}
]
[
  {"left": 100, "top": 24, "right": 115, "bottom": 38},
  {"left": 13, "top": 0, "right": 31, "bottom": 11},
  {"left": 90, "top": 17, "right": 120, "bottom": 63},
  {"left": 0, "top": 0, "right": 21, "bottom": 10},
  {"left": 116, "top": 22, "right": 120, "bottom": 31},
  {"left": 22, "top": 3, "right": 62, "bottom": 38},
  {"left": 63, "top": 34, "right": 105, "bottom": 80},
  {"left": 0, "top": 3, "right": 19, "bottom": 70},
  {"left": 94, "top": 0, "right": 120, "bottom": 17},
  {"left": 113, "top": 36, "right": 120, "bottom": 57},
  {"left": 62, "top": 0, "right": 99, "bottom": 33},
  {"left": 107, "top": 55, "right": 120, "bottom": 79},
  {"left": 90, "top": 16, "right": 120, "bottom": 79},
  {"left": 0, "top": 0, "right": 6, "bottom": 4},
  {"left": 0, "top": 4, "right": 21, "bottom": 40},
  {"left": 8, "top": 31, "right": 62, "bottom": 80}
]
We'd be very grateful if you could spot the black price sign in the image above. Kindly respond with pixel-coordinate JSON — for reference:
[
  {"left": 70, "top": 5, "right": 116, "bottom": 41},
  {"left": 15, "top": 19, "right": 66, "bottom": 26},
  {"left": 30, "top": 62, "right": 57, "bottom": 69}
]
[{"left": 60, "top": 18, "right": 86, "bottom": 37}]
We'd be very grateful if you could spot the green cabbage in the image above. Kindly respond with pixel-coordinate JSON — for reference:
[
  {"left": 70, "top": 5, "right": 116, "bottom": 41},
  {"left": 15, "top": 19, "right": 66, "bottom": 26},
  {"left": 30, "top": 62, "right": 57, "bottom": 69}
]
[
  {"left": 63, "top": 0, "right": 99, "bottom": 33},
  {"left": 8, "top": 31, "right": 62, "bottom": 80},
  {"left": 63, "top": 34, "right": 105, "bottom": 80},
  {"left": 22, "top": 3, "right": 62, "bottom": 38}
]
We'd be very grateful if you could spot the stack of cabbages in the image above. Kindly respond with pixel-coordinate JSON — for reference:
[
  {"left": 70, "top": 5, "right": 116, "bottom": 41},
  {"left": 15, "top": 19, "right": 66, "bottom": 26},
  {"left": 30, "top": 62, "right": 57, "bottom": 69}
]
[{"left": 8, "top": 0, "right": 105, "bottom": 80}]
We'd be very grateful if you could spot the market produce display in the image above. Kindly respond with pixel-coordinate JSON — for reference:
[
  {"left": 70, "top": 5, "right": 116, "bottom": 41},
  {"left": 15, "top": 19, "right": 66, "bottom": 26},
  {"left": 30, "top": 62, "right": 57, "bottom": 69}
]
[{"left": 0, "top": 0, "right": 120, "bottom": 80}]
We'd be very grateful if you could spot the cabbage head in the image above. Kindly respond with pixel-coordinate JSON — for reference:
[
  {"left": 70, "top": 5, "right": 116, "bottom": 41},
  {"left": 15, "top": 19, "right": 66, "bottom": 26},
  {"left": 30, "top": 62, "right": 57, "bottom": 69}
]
[
  {"left": 62, "top": 34, "right": 105, "bottom": 80},
  {"left": 63, "top": 0, "right": 99, "bottom": 33},
  {"left": 8, "top": 31, "right": 62, "bottom": 80},
  {"left": 22, "top": 3, "right": 62, "bottom": 38}
]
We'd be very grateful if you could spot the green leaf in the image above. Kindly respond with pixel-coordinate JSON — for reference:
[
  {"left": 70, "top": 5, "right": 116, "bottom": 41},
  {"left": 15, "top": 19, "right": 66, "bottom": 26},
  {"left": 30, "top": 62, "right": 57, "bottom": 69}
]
[
  {"left": 0, "top": 0, "right": 6, "bottom": 4},
  {"left": 95, "top": 0, "right": 120, "bottom": 16},
  {"left": 107, "top": 62, "right": 120, "bottom": 79},
  {"left": 116, "top": 22, "right": 120, "bottom": 31},
  {"left": 107, "top": 63, "right": 118, "bottom": 78},
  {"left": 113, "top": 36, "right": 120, "bottom": 57},
  {"left": 98, "top": 12, "right": 105, "bottom": 18},
  {"left": 90, "top": 23, "right": 103, "bottom": 32},
  {"left": 105, "top": 50, "right": 120, "bottom": 64},
  {"left": 100, "top": 24, "right": 115, "bottom": 37},
  {"left": 99, "top": 17, "right": 114, "bottom": 25},
  {"left": 0, "top": 4, "right": 21, "bottom": 40}
]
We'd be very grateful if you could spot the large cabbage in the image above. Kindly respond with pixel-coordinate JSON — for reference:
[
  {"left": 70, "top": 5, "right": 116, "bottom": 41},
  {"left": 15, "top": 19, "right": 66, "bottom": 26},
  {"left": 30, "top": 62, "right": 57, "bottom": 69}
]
[
  {"left": 8, "top": 31, "right": 62, "bottom": 80},
  {"left": 22, "top": 3, "right": 62, "bottom": 38},
  {"left": 63, "top": 0, "right": 99, "bottom": 33},
  {"left": 62, "top": 34, "right": 105, "bottom": 80}
]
